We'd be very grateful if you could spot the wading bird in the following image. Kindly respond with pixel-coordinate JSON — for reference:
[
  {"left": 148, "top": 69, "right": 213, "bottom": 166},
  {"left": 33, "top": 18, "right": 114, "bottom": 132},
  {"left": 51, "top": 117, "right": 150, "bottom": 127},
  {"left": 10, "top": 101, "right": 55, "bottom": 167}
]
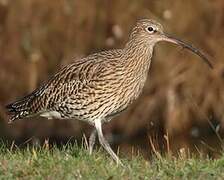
[{"left": 6, "top": 19, "right": 212, "bottom": 165}]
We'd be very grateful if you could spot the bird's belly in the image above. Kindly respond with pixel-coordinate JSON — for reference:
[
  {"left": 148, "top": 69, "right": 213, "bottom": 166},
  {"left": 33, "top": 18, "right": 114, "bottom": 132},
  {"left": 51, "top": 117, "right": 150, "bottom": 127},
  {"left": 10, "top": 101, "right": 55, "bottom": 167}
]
[
  {"left": 62, "top": 90, "right": 125, "bottom": 123},
  {"left": 46, "top": 77, "right": 146, "bottom": 124},
  {"left": 101, "top": 81, "right": 146, "bottom": 121},
  {"left": 40, "top": 111, "right": 62, "bottom": 119}
]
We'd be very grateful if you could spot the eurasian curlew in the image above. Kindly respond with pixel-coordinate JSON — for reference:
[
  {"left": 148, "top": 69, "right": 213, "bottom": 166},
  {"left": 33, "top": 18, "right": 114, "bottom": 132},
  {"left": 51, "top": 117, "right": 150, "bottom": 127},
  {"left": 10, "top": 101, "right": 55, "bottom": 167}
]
[{"left": 6, "top": 19, "right": 213, "bottom": 165}]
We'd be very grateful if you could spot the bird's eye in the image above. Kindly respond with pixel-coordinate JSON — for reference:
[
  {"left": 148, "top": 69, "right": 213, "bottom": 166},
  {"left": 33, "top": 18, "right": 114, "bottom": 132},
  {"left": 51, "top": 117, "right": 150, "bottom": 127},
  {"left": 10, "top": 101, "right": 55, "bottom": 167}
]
[{"left": 147, "top": 26, "right": 156, "bottom": 33}]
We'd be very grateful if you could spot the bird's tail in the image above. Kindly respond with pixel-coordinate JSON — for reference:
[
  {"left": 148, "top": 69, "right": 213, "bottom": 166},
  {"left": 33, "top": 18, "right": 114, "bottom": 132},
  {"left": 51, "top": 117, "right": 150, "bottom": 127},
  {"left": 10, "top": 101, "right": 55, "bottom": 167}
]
[{"left": 6, "top": 93, "right": 37, "bottom": 123}]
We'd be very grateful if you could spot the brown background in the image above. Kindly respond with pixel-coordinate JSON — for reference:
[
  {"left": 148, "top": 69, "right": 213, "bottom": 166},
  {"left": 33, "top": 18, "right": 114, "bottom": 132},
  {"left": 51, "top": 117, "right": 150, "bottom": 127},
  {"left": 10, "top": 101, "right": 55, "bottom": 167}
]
[{"left": 0, "top": 0, "right": 224, "bottom": 159}]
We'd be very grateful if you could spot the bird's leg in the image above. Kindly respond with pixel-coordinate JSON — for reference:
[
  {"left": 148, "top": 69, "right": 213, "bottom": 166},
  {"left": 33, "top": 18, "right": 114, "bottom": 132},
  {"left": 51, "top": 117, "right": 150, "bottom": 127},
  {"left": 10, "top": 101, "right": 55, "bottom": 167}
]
[
  {"left": 89, "top": 129, "right": 96, "bottom": 155},
  {"left": 94, "top": 119, "right": 123, "bottom": 166}
]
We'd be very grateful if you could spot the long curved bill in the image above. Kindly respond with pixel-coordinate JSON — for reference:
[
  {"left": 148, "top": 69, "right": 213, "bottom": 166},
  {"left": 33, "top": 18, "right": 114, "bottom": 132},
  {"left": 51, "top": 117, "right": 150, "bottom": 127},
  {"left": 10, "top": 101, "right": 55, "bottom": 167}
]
[{"left": 162, "top": 33, "right": 213, "bottom": 69}]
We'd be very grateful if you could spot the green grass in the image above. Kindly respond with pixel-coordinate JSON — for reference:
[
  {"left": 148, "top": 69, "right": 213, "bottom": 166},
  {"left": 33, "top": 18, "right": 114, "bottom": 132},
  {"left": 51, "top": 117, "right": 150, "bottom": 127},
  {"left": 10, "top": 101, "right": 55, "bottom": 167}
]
[{"left": 0, "top": 142, "right": 224, "bottom": 180}]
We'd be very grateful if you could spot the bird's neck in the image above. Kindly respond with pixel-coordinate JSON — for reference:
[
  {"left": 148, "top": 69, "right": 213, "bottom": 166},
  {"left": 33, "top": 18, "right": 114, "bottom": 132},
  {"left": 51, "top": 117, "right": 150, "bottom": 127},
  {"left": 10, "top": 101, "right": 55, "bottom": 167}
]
[
  {"left": 123, "top": 38, "right": 154, "bottom": 76},
  {"left": 117, "top": 39, "right": 154, "bottom": 102}
]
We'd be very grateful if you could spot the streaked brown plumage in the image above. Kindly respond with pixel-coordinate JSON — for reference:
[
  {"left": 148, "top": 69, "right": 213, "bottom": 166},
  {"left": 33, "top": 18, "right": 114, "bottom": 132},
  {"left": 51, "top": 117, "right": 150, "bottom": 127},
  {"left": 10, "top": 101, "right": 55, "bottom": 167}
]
[{"left": 6, "top": 19, "right": 212, "bottom": 165}]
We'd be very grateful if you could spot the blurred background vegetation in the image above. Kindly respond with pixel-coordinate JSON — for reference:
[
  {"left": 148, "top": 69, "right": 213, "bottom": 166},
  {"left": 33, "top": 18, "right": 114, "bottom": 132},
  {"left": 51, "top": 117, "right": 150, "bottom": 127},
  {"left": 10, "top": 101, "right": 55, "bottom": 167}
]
[{"left": 0, "top": 0, "right": 224, "bottom": 159}]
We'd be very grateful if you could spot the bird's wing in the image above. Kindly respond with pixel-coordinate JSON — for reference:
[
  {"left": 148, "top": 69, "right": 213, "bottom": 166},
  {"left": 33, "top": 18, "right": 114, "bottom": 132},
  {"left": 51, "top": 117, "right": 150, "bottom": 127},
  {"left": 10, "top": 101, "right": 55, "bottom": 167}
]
[{"left": 6, "top": 51, "right": 119, "bottom": 122}]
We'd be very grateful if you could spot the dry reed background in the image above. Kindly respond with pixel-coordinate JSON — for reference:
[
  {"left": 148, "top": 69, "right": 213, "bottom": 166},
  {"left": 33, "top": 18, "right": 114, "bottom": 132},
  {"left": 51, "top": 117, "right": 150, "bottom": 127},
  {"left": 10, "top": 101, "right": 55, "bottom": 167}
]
[{"left": 0, "top": 0, "right": 224, "bottom": 159}]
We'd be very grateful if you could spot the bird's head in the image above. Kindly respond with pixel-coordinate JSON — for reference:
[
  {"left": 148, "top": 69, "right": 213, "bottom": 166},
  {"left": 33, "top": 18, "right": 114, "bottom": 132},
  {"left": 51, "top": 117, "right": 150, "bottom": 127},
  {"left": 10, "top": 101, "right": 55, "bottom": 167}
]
[{"left": 128, "top": 19, "right": 213, "bottom": 68}]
